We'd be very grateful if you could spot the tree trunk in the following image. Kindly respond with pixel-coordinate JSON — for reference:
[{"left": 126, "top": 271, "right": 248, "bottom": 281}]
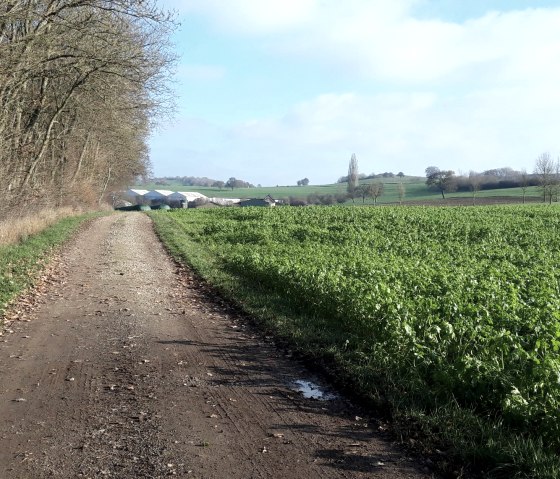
[
  {"left": 70, "top": 133, "right": 91, "bottom": 186},
  {"left": 98, "top": 165, "right": 112, "bottom": 205}
]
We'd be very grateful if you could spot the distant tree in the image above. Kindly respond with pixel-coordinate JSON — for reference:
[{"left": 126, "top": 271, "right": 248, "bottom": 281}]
[
  {"left": 397, "top": 182, "right": 406, "bottom": 205},
  {"left": 368, "top": 182, "right": 384, "bottom": 205},
  {"left": 297, "top": 178, "right": 310, "bottom": 186},
  {"left": 468, "top": 171, "right": 482, "bottom": 205},
  {"left": 534, "top": 152, "right": 557, "bottom": 203},
  {"left": 553, "top": 161, "right": 560, "bottom": 203},
  {"left": 347, "top": 154, "right": 359, "bottom": 200},
  {"left": 425, "top": 166, "right": 439, "bottom": 178},
  {"left": 397, "top": 172, "right": 405, "bottom": 178},
  {"left": 355, "top": 184, "right": 368, "bottom": 204},
  {"left": 181, "top": 176, "right": 220, "bottom": 187},
  {"left": 225, "top": 177, "right": 253, "bottom": 189},
  {"left": 482, "top": 167, "right": 516, "bottom": 178},
  {"left": 519, "top": 169, "right": 529, "bottom": 204},
  {"left": 212, "top": 180, "right": 225, "bottom": 189},
  {"left": 425, "top": 166, "right": 457, "bottom": 199},
  {"left": 225, "top": 177, "right": 237, "bottom": 190}
]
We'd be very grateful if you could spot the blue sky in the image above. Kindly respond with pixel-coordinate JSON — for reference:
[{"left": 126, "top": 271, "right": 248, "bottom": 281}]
[{"left": 150, "top": 0, "right": 560, "bottom": 186}]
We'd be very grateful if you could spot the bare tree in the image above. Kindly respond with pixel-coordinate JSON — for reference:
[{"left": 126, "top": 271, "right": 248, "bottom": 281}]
[
  {"left": 553, "top": 160, "right": 560, "bottom": 203},
  {"left": 0, "top": 0, "right": 177, "bottom": 216},
  {"left": 352, "top": 184, "right": 364, "bottom": 203},
  {"left": 534, "top": 152, "right": 557, "bottom": 204},
  {"left": 368, "top": 182, "right": 384, "bottom": 205},
  {"left": 347, "top": 153, "right": 359, "bottom": 201},
  {"left": 519, "top": 169, "right": 529, "bottom": 204},
  {"left": 468, "top": 171, "right": 482, "bottom": 205}
]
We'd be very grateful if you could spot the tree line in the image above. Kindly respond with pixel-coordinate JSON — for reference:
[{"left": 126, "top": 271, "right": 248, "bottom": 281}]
[
  {"left": 0, "top": 1, "right": 175, "bottom": 218},
  {"left": 425, "top": 157, "right": 555, "bottom": 203},
  {"left": 342, "top": 152, "right": 557, "bottom": 205},
  {"left": 150, "top": 176, "right": 256, "bottom": 190}
]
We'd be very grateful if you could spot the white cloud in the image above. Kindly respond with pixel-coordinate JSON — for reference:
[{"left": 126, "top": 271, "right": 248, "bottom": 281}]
[
  {"left": 173, "top": 1, "right": 560, "bottom": 87},
  {"left": 285, "top": 6, "right": 560, "bottom": 89},
  {"left": 153, "top": 87, "right": 560, "bottom": 184}
]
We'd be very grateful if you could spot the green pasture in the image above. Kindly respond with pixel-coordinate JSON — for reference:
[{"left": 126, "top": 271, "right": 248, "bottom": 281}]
[{"left": 135, "top": 178, "right": 542, "bottom": 204}]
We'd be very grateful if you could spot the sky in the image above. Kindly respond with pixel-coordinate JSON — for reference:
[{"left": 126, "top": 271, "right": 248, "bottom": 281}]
[{"left": 149, "top": 0, "right": 560, "bottom": 186}]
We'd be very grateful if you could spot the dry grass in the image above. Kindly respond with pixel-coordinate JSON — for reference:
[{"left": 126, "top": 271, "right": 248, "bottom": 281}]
[{"left": 0, "top": 207, "right": 84, "bottom": 246}]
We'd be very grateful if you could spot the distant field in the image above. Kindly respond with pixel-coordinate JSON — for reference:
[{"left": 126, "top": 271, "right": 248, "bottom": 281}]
[{"left": 134, "top": 178, "right": 542, "bottom": 204}]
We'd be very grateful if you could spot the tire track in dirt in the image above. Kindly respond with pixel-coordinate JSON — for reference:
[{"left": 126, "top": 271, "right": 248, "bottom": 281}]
[{"left": 0, "top": 213, "right": 435, "bottom": 478}]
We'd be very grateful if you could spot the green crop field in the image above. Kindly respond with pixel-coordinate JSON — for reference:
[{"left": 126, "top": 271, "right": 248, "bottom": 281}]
[{"left": 151, "top": 205, "right": 560, "bottom": 477}]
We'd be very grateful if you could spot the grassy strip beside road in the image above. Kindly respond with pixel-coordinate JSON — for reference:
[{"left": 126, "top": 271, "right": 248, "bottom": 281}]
[
  {"left": 152, "top": 206, "right": 560, "bottom": 478},
  {"left": 0, "top": 213, "right": 102, "bottom": 321}
]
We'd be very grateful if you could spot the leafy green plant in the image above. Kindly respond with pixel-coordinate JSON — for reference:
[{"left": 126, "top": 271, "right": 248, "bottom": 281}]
[{"left": 151, "top": 205, "right": 560, "bottom": 477}]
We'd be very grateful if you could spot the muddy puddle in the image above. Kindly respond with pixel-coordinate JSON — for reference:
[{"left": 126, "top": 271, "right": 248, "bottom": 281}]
[{"left": 290, "top": 379, "right": 338, "bottom": 400}]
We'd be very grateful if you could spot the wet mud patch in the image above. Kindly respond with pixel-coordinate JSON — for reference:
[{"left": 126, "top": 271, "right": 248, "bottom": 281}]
[{"left": 290, "top": 379, "right": 339, "bottom": 401}]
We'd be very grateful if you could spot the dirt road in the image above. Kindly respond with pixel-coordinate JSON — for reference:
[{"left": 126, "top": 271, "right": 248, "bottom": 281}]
[{"left": 0, "top": 214, "right": 434, "bottom": 478}]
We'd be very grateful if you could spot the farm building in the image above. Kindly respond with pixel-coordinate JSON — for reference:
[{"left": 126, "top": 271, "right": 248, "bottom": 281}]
[
  {"left": 143, "top": 190, "right": 174, "bottom": 206},
  {"left": 120, "top": 189, "right": 242, "bottom": 209},
  {"left": 124, "top": 189, "right": 149, "bottom": 204},
  {"left": 168, "top": 191, "right": 206, "bottom": 202},
  {"left": 167, "top": 191, "right": 208, "bottom": 207}
]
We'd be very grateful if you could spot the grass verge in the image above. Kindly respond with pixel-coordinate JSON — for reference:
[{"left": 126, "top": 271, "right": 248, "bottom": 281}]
[
  {"left": 151, "top": 210, "right": 560, "bottom": 479},
  {"left": 0, "top": 212, "right": 105, "bottom": 321},
  {"left": 0, "top": 207, "right": 89, "bottom": 246}
]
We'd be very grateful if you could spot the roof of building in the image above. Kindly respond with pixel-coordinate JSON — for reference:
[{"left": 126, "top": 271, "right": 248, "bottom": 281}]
[
  {"left": 125, "top": 189, "right": 150, "bottom": 196},
  {"left": 168, "top": 191, "right": 208, "bottom": 201},
  {"left": 144, "top": 189, "right": 175, "bottom": 198}
]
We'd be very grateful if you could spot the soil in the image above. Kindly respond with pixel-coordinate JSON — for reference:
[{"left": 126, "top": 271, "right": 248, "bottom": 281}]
[{"left": 0, "top": 213, "right": 435, "bottom": 478}]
